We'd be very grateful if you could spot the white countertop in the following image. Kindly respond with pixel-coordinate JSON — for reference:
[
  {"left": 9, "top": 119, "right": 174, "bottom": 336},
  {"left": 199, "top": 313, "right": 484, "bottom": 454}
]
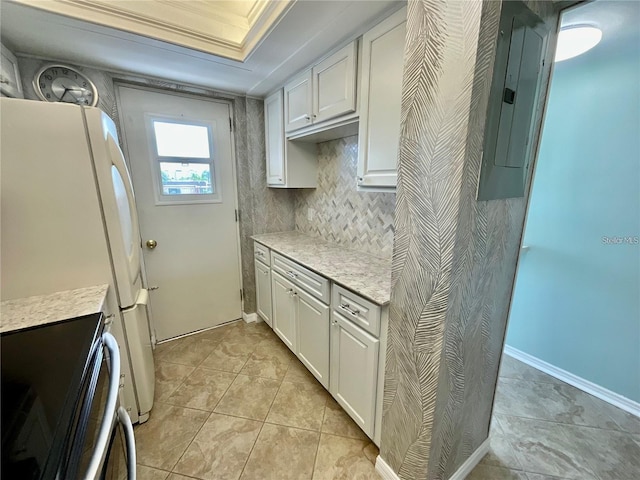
[
  {"left": 0, "top": 284, "right": 109, "bottom": 334},
  {"left": 252, "top": 231, "right": 392, "bottom": 305}
]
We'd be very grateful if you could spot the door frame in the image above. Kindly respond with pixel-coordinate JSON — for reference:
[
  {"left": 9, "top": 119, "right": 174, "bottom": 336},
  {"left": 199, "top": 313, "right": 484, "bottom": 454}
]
[{"left": 113, "top": 82, "right": 245, "bottom": 339}]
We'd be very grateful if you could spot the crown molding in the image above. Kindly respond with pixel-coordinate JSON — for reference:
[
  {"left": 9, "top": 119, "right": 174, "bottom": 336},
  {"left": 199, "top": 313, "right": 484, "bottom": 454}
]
[{"left": 15, "top": 0, "right": 293, "bottom": 61}]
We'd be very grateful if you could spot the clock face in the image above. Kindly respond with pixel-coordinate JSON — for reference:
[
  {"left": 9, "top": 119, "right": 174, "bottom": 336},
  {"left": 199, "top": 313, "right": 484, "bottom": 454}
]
[{"left": 34, "top": 65, "right": 99, "bottom": 106}]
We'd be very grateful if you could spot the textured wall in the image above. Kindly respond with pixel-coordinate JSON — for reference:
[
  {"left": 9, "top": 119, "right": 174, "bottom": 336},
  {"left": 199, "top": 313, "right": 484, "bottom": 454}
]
[
  {"left": 294, "top": 136, "right": 396, "bottom": 258},
  {"left": 381, "top": 1, "right": 560, "bottom": 479},
  {"left": 18, "top": 58, "right": 118, "bottom": 119},
  {"left": 428, "top": 2, "right": 559, "bottom": 477},
  {"left": 15, "top": 56, "right": 296, "bottom": 315},
  {"left": 241, "top": 97, "right": 296, "bottom": 311}
]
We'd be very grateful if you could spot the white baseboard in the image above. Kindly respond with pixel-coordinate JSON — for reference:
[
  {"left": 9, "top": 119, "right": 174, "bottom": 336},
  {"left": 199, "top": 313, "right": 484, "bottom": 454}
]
[
  {"left": 375, "top": 456, "right": 400, "bottom": 480},
  {"left": 504, "top": 345, "right": 640, "bottom": 418},
  {"left": 242, "top": 312, "right": 259, "bottom": 323},
  {"left": 374, "top": 439, "right": 489, "bottom": 480},
  {"left": 448, "top": 438, "right": 490, "bottom": 480}
]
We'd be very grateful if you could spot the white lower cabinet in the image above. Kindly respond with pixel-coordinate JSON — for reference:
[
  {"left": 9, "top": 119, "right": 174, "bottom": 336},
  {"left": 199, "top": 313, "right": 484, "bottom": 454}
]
[
  {"left": 271, "top": 271, "right": 297, "bottom": 351},
  {"left": 296, "top": 287, "right": 330, "bottom": 388},
  {"left": 255, "top": 260, "right": 272, "bottom": 327},
  {"left": 257, "top": 240, "right": 386, "bottom": 444},
  {"left": 330, "top": 311, "right": 379, "bottom": 437}
]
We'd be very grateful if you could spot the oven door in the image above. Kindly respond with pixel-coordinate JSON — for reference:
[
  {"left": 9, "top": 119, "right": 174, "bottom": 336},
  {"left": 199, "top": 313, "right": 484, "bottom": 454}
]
[
  {"left": 67, "top": 332, "right": 136, "bottom": 480},
  {"left": 101, "top": 407, "right": 136, "bottom": 480}
]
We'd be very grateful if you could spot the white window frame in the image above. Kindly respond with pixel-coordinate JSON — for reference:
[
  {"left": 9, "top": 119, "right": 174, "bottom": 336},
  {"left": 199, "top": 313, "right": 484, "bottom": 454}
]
[{"left": 145, "top": 114, "right": 223, "bottom": 205}]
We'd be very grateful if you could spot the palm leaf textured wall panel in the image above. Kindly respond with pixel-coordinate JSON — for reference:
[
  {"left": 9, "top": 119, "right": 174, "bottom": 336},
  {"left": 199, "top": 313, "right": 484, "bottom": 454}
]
[
  {"left": 382, "top": 0, "right": 485, "bottom": 477},
  {"left": 382, "top": 0, "right": 560, "bottom": 479}
]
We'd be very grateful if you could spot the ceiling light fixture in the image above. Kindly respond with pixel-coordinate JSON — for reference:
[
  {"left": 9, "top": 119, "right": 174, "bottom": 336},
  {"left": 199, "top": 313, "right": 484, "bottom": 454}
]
[{"left": 555, "top": 25, "right": 603, "bottom": 62}]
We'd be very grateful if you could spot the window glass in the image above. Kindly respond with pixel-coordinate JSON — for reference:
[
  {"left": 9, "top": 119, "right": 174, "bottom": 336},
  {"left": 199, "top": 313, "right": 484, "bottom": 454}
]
[
  {"left": 153, "top": 121, "right": 210, "bottom": 158},
  {"left": 160, "top": 162, "right": 213, "bottom": 195}
]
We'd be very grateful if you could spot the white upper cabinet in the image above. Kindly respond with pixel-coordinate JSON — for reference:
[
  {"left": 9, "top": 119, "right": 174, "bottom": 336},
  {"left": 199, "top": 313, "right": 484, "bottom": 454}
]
[
  {"left": 265, "top": 89, "right": 318, "bottom": 188},
  {"left": 284, "top": 41, "right": 357, "bottom": 134},
  {"left": 0, "top": 43, "right": 24, "bottom": 99},
  {"left": 313, "top": 42, "right": 357, "bottom": 124},
  {"left": 265, "top": 89, "right": 285, "bottom": 185},
  {"left": 284, "top": 70, "right": 313, "bottom": 132},
  {"left": 357, "top": 7, "right": 406, "bottom": 190}
]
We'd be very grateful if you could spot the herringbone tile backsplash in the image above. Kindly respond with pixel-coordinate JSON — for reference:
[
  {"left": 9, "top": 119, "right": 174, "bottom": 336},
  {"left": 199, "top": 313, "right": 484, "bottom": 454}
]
[{"left": 294, "top": 136, "right": 396, "bottom": 259}]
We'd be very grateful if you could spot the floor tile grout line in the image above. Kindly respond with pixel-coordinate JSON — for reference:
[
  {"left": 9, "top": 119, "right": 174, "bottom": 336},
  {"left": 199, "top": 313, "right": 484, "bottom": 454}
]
[
  {"left": 167, "top": 367, "right": 241, "bottom": 477},
  {"left": 237, "top": 419, "right": 267, "bottom": 479},
  {"left": 494, "top": 410, "right": 634, "bottom": 434},
  {"left": 550, "top": 421, "right": 606, "bottom": 480},
  {"left": 310, "top": 402, "right": 331, "bottom": 479},
  {"left": 494, "top": 414, "right": 603, "bottom": 480},
  {"left": 157, "top": 332, "right": 243, "bottom": 477}
]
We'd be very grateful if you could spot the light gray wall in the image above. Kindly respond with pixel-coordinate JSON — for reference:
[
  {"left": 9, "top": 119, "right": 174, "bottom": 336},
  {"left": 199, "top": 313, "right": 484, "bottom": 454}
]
[
  {"left": 381, "top": 1, "right": 560, "bottom": 479},
  {"left": 15, "top": 56, "right": 296, "bottom": 315},
  {"left": 294, "top": 135, "right": 396, "bottom": 259}
]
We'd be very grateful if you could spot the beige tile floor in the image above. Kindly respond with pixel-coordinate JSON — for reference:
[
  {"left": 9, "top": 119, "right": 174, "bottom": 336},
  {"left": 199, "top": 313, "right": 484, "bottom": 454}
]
[
  {"left": 468, "top": 355, "right": 640, "bottom": 480},
  {"left": 135, "top": 319, "right": 640, "bottom": 480},
  {"left": 134, "top": 320, "right": 380, "bottom": 480}
]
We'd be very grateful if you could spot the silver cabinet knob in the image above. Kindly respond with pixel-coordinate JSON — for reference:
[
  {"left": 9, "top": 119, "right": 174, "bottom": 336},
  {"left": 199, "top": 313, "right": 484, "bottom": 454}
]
[{"left": 146, "top": 239, "right": 157, "bottom": 249}]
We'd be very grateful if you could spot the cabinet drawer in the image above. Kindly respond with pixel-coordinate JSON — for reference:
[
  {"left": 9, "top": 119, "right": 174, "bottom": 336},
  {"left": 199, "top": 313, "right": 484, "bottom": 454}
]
[
  {"left": 254, "top": 242, "right": 271, "bottom": 266},
  {"left": 331, "top": 284, "right": 381, "bottom": 337},
  {"left": 272, "top": 252, "right": 330, "bottom": 304}
]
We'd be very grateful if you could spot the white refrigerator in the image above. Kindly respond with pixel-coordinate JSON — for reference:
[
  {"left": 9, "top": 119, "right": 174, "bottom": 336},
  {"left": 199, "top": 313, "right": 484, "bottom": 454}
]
[{"left": 0, "top": 97, "right": 155, "bottom": 424}]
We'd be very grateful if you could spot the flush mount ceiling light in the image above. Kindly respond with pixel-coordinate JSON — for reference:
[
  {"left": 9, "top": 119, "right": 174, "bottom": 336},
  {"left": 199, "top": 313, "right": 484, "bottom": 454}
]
[{"left": 555, "top": 25, "right": 603, "bottom": 62}]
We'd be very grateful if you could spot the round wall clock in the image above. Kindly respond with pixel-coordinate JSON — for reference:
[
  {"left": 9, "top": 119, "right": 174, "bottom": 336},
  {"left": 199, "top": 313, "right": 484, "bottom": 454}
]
[{"left": 33, "top": 64, "right": 99, "bottom": 106}]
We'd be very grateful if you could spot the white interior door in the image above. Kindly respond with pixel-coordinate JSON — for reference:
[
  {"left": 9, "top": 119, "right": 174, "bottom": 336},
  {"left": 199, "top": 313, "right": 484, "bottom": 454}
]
[{"left": 117, "top": 86, "right": 242, "bottom": 341}]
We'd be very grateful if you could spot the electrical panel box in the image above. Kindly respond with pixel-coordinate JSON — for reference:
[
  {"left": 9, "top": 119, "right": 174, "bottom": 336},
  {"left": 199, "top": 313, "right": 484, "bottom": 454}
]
[{"left": 477, "top": 1, "right": 549, "bottom": 200}]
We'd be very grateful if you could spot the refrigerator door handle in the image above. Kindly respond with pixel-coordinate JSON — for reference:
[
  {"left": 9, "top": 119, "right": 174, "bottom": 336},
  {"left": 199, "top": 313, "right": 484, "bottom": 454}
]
[
  {"left": 134, "top": 288, "right": 149, "bottom": 307},
  {"left": 83, "top": 332, "right": 120, "bottom": 480}
]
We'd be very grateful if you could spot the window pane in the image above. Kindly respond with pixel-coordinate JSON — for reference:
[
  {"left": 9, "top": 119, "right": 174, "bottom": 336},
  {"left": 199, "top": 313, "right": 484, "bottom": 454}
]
[
  {"left": 160, "top": 162, "right": 213, "bottom": 195},
  {"left": 153, "top": 121, "right": 210, "bottom": 158}
]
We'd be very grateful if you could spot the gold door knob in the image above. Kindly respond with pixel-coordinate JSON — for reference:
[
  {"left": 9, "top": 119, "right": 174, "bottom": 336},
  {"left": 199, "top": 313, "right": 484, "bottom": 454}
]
[{"left": 146, "top": 239, "right": 157, "bottom": 249}]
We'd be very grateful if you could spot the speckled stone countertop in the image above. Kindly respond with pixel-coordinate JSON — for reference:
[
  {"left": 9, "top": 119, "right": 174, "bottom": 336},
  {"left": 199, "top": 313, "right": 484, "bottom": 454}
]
[
  {"left": 252, "top": 232, "right": 392, "bottom": 305},
  {"left": 0, "top": 284, "right": 109, "bottom": 334}
]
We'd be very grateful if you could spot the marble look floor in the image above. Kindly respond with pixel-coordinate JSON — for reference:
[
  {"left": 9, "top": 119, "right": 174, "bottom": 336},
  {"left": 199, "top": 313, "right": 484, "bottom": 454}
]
[
  {"left": 133, "top": 320, "right": 380, "bottom": 480},
  {"left": 467, "top": 354, "right": 640, "bottom": 480}
]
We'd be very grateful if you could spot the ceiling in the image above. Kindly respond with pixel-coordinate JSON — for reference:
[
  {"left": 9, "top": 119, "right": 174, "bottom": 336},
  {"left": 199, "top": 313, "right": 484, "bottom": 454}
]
[
  {"left": 10, "top": 0, "right": 291, "bottom": 61},
  {"left": 558, "top": 0, "right": 640, "bottom": 60},
  {"left": 0, "top": 0, "right": 404, "bottom": 97}
]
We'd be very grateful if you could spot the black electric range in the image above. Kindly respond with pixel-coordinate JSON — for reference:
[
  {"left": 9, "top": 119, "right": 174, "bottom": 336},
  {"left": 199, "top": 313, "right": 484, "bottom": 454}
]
[{"left": 1, "top": 313, "right": 104, "bottom": 479}]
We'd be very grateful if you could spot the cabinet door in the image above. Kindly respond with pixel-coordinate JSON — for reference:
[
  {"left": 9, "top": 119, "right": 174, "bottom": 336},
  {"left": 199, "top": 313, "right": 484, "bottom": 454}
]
[
  {"left": 255, "top": 260, "right": 272, "bottom": 327},
  {"left": 264, "top": 89, "right": 285, "bottom": 186},
  {"left": 284, "top": 70, "right": 313, "bottom": 132},
  {"left": 357, "top": 8, "right": 406, "bottom": 189},
  {"left": 330, "top": 311, "right": 379, "bottom": 437},
  {"left": 296, "top": 288, "right": 330, "bottom": 388},
  {"left": 271, "top": 271, "right": 296, "bottom": 351},
  {"left": 0, "top": 43, "right": 24, "bottom": 99},
  {"left": 313, "top": 42, "right": 357, "bottom": 124}
]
